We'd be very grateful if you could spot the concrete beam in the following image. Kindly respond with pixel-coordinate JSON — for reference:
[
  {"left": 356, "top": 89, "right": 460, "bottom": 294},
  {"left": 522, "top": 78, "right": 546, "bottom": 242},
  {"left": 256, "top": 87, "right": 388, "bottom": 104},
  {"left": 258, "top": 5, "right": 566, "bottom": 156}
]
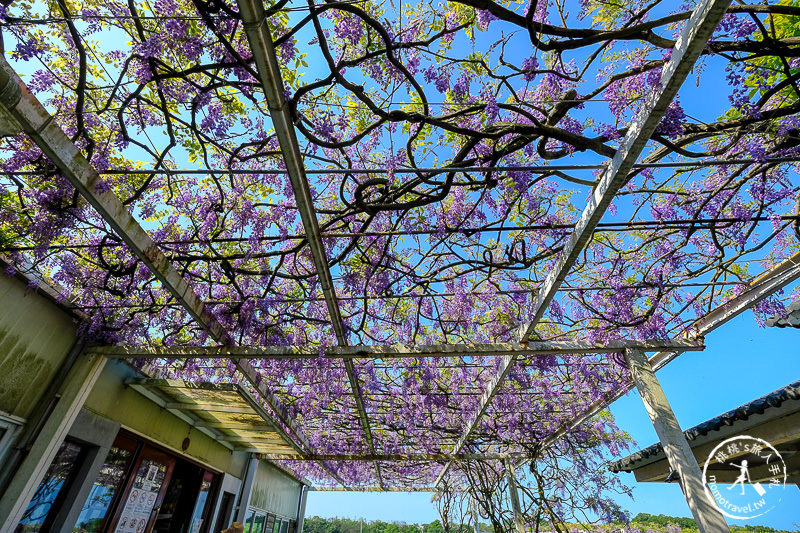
[
  {"left": 470, "top": 494, "right": 483, "bottom": 533},
  {"left": 505, "top": 459, "right": 526, "bottom": 533},
  {"left": 625, "top": 349, "right": 729, "bottom": 533}
]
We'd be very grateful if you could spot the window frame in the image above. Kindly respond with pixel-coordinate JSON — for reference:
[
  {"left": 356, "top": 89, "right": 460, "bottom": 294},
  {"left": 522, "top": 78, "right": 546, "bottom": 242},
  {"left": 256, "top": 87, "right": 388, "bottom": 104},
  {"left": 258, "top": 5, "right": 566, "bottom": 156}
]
[{"left": 0, "top": 411, "right": 24, "bottom": 467}]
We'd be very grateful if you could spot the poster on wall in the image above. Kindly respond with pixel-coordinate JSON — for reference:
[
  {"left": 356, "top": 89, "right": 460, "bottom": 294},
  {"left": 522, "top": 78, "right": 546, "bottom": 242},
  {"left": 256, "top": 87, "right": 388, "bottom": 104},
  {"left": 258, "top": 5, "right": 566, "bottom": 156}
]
[{"left": 115, "top": 459, "right": 167, "bottom": 533}]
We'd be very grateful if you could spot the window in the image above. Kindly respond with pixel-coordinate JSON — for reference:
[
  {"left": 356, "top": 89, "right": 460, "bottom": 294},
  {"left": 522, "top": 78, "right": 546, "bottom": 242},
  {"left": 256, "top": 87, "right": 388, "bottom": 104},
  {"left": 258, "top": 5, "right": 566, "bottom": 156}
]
[
  {"left": 265, "top": 513, "right": 276, "bottom": 533},
  {"left": 17, "top": 440, "right": 84, "bottom": 532},
  {"left": 247, "top": 509, "right": 293, "bottom": 533},
  {"left": 252, "top": 513, "right": 266, "bottom": 533},
  {"left": 0, "top": 412, "right": 22, "bottom": 466},
  {"left": 72, "top": 436, "right": 136, "bottom": 533},
  {"left": 244, "top": 509, "right": 256, "bottom": 533}
]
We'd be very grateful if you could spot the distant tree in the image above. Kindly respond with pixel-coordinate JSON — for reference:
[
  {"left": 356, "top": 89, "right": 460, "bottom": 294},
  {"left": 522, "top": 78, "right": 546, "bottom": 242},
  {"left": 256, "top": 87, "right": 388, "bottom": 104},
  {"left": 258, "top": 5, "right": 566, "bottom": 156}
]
[{"left": 302, "top": 517, "right": 471, "bottom": 533}]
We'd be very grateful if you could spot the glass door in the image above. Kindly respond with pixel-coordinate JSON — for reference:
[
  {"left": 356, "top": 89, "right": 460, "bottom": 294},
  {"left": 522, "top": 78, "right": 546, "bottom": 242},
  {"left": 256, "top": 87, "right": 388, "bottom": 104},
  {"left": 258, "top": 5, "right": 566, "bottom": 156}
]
[
  {"left": 108, "top": 446, "right": 175, "bottom": 533},
  {"left": 187, "top": 470, "right": 216, "bottom": 533}
]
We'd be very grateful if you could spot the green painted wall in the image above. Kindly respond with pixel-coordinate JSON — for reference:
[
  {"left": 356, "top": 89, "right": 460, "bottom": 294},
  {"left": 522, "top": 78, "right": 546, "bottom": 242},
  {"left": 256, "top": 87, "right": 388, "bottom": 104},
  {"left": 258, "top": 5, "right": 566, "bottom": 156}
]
[
  {"left": 83, "top": 360, "right": 249, "bottom": 477},
  {"left": 0, "top": 271, "right": 248, "bottom": 478},
  {"left": 0, "top": 272, "right": 78, "bottom": 419}
]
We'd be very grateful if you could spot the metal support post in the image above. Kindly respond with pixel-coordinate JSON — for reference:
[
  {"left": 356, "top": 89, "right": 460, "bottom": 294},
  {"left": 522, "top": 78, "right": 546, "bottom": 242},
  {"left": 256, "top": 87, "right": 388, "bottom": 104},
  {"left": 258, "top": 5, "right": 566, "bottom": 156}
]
[
  {"left": 235, "top": 454, "right": 259, "bottom": 523},
  {"left": 624, "top": 349, "right": 729, "bottom": 533}
]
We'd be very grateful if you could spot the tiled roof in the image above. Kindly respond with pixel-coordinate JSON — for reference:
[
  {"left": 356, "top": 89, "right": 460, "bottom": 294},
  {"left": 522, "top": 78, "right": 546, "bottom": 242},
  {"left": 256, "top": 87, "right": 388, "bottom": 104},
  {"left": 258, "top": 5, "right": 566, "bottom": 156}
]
[
  {"left": 609, "top": 379, "right": 800, "bottom": 472},
  {"left": 765, "top": 299, "right": 800, "bottom": 328}
]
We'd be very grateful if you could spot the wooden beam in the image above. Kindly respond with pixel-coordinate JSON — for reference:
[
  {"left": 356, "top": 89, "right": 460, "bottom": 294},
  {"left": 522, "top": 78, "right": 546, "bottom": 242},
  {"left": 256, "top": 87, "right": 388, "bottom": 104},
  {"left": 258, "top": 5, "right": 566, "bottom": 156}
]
[
  {"left": 93, "top": 338, "right": 704, "bottom": 359},
  {"left": 0, "top": 58, "right": 317, "bottom": 466},
  {"left": 163, "top": 402, "right": 256, "bottom": 414},
  {"left": 0, "top": 56, "right": 324, "bottom": 484},
  {"left": 516, "top": 0, "right": 733, "bottom": 342},
  {"left": 235, "top": 359, "right": 352, "bottom": 489},
  {"left": 128, "top": 378, "right": 237, "bottom": 391},
  {"left": 126, "top": 382, "right": 235, "bottom": 452},
  {"left": 258, "top": 453, "right": 521, "bottom": 461},
  {"left": 218, "top": 436, "right": 296, "bottom": 446},
  {"left": 309, "top": 486, "right": 439, "bottom": 492},
  {"left": 195, "top": 421, "right": 278, "bottom": 431},
  {"left": 625, "top": 349, "right": 729, "bottom": 533},
  {"left": 534, "top": 249, "right": 800, "bottom": 458}
]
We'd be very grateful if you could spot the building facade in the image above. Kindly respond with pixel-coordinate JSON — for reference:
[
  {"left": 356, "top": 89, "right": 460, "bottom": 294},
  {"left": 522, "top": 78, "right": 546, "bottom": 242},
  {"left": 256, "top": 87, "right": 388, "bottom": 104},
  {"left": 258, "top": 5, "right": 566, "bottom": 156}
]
[{"left": 0, "top": 267, "right": 308, "bottom": 533}]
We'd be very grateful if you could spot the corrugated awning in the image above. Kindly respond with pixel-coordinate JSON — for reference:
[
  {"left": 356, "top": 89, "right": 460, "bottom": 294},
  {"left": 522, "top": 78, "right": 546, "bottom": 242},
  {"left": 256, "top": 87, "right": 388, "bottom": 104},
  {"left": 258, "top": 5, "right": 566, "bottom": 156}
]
[{"left": 127, "top": 378, "right": 298, "bottom": 455}]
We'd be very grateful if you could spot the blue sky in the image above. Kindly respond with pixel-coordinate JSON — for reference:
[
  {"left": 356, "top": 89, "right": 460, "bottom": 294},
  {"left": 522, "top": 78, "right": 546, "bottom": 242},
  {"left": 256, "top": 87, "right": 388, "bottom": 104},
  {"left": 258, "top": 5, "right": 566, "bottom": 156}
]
[{"left": 305, "top": 306, "right": 800, "bottom": 530}]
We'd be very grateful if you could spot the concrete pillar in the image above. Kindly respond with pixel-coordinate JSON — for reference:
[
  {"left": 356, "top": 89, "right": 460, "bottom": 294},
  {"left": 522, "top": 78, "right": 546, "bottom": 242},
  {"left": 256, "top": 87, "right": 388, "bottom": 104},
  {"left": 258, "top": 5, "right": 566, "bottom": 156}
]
[
  {"left": 235, "top": 454, "right": 258, "bottom": 523},
  {"left": 296, "top": 485, "right": 308, "bottom": 533},
  {"left": 504, "top": 459, "right": 525, "bottom": 533},
  {"left": 51, "top": 410, "right": 120, "bottom": 532},
  {"left": 0, "top": 352, "right": 106, "bottom": 532},
  {"left": 469, "top": 494, "right": 482, "bottom": 533},
  {"left": 624, "top": 349, "right": 729, "bottom": 533}
]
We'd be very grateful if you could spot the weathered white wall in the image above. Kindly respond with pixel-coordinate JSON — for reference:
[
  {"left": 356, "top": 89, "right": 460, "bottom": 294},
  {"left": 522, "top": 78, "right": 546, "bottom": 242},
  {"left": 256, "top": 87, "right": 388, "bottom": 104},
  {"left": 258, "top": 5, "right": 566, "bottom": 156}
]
[{"left": 249, "top": 459, "right": 302, "bottom": 518}]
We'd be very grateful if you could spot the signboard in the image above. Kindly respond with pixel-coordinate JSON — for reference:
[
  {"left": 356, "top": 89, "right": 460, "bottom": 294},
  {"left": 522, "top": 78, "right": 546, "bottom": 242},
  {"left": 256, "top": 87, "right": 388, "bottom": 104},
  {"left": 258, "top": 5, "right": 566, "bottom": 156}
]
[{"left": 115, "top": 459, "right": 168, "bottom": 533}]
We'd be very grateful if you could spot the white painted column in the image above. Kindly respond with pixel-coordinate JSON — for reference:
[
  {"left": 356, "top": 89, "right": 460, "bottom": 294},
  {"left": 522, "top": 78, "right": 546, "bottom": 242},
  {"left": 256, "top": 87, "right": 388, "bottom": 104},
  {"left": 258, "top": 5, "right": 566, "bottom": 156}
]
[
  {"left": 624, "top": 349, "right": 729, "bottom": 533},
  {"left": 235, "top": 454, "right": 259, "bottom": 523},
  {"left": 0, "top": 353, "right": 106, "bottom": 532},
  {"left": 296, "top": 485, "right": 308, "bottom": 533},
  {"left": 470, "top": 494, "right": 482, "bottom": 533},
  {"left": 504, "top": 459, "right": 526, "bottom": 533}
]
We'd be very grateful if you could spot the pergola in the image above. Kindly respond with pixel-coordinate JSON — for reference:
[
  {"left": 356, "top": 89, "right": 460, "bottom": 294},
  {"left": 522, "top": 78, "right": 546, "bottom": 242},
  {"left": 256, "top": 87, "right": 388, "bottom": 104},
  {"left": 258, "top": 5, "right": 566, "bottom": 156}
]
[{"left": 0, "top": 0, "right": 799, "bottom": 532}]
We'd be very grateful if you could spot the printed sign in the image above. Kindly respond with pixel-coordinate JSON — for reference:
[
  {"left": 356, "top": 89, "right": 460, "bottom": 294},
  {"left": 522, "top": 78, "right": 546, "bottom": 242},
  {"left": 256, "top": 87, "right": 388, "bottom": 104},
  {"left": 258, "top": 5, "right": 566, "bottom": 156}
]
[{"left": 115, "top": 459, "right": 166, "bottom": 532}]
